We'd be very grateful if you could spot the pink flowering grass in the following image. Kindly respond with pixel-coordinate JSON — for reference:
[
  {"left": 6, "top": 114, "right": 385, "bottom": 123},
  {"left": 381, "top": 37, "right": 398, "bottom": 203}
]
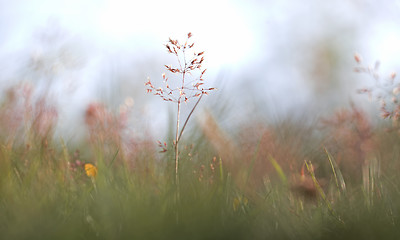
[{"left": 1, "top": 43, "right": 400, "bottom": 239}]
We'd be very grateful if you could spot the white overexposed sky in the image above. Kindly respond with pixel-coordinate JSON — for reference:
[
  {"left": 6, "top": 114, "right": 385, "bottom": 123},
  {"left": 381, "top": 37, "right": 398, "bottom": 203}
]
[
  {"left": 0, "top": 0, "right": 400, "bottom": 140},
  {"left": 0, "top": 0, "right": 257, "bottom": 67}
]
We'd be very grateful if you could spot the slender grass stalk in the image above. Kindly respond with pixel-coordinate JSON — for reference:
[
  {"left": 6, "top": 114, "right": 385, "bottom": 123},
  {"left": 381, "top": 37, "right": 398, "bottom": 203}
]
[
  {"left": 304, "top": 161, "right": 329, "bottom": 206},
  {"left": 174, "top": 98, "right": 181, "bottom": 188},
  {"left": 145, "top": 33, "right": 215, "bottom": 191},
  {"left": 108, "top": 148, "right": 120, "bottom": 168},
  {"left": 177, "top": 93, "right": 204, "bottom": 143},
  {"left": 219, "top": 157, "right": 224, "bottom": 182},
  {"left": 175, "top": 93, "right": 204, "bottom": 190},
  {"left": 269, "top": 155, "right": 287, "bottom": 185},
  {"left": 244, "top": 136, "right": 262, "bottom": 187},
  {"left": 305, "top": 160, "right": 344, "bottom": 223},
  {"left": 60, "top": 138, "right": 69, "bottom": 164},
  {"left": 324, "top": 147, "right": 346, "bottom": 194}
]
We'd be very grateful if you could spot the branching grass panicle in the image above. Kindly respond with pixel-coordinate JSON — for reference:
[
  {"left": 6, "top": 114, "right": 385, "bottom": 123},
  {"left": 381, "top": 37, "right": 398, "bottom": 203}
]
[{"left": 145, "top": 32, "right": 215, "bottom": 188}]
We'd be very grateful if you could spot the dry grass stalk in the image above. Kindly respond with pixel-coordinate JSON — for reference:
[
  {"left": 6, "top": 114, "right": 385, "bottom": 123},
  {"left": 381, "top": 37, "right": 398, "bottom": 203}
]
[
  {"left": 84, "top": 99, "right": 147, "bottom": 166},
  {"left": 322, "top": 104, "right": 375, "bottom": 181},
  {"left": 291, "top": 162, "right": 326, "bottom": 201},
  {"left": 0, "top": 83, "right": 58, "bottom": 149},
  {"left": 198, "top": 110, "right": 236, "bottom": 164},
  {"left": 354, "top": 53, "right": 399, "bottom": 123},
  {"left": 85, "top": 102, "right": 122, "bottom": 151},
  {"left": 238, "top": 125, "right": 304, "bottom": 190},
  {"left": 145, "top": 33, "right": 215, "bottom": 187}
]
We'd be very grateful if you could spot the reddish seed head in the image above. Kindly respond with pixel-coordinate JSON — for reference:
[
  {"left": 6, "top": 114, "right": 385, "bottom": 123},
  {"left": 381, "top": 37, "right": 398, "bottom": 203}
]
[
  {"left": 145, "top": 33, "right": 215, "bottom": 103},
  {"left": 381, "top": 111, "right": 391, "bottom": 119},
  {"left": 354, "top": 53, "right": 362, "bottom": 63}
]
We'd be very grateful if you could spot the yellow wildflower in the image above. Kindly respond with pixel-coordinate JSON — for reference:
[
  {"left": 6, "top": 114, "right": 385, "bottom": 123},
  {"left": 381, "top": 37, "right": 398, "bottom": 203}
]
[{"left": 84, "top": 163, "right": 98, "bottom": 178}]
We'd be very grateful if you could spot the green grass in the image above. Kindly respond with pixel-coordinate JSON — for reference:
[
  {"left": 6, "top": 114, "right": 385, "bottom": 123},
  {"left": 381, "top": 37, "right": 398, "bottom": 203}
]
[{"left": 2, "top": 105, "right": 400, "bottom": 239}]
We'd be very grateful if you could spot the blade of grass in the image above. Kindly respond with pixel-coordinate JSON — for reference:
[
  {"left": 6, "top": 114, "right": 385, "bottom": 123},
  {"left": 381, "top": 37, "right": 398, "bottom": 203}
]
[
  {"left": 108, "top": 148, "right": 120, "bottom": 168},
  {"left": 60, "top": 138, "right": 70, "bottom": 164},
  {"left": 324, "top": 147, "right": 346, "bottom": 194},
  {"left": 305, "top": 160, "right": 328, "bottom": 204},
  {"left": 60, "top": 138, "right": 72, "bottom": 181},
  {"left": 219, "top": 157, "right": 224, "bottom": 182},
  {"left": 244, "top": 137, "right": 262, "bottom": 187},
  {"left": 269, "top": 155, "right": 287, "bottom": 185},
  {"left": 305, "top": 160, "right": 343, "bottom": 223}
]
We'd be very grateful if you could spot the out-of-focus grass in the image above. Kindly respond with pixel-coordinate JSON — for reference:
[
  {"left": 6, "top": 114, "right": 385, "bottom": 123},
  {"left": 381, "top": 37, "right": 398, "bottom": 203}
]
[{"left": 1, "top": 87, "right": 400, "bottom": 239}]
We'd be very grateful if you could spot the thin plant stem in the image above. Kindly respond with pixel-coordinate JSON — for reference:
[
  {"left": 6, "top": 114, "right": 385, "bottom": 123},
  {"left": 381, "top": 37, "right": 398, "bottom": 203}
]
[
  {"left": 175, "top": 64, "right": 186, "bottom": 190},
  {"left": 177, "top": 93, "right": 203, "bottom": 143},
  {"left": 145, "top": 33, "right": 215, "bottom": 200},
  {"left": 175, "top": 98, "right": 181, "bottom": 188}
]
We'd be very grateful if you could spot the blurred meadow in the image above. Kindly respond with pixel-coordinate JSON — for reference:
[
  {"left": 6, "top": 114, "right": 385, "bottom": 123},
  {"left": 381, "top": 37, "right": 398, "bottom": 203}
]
[{"left": 2, "top": 0, "right": 400, "bottom": 239}]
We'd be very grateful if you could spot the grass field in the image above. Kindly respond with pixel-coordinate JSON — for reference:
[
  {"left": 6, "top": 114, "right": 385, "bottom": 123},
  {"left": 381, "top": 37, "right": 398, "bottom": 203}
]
[
  {"left": 1, "top": 84, "right": 400, "bottom": 240},
  {"left": 1, "top": 38, "right": 400, "bottom": 239}
]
